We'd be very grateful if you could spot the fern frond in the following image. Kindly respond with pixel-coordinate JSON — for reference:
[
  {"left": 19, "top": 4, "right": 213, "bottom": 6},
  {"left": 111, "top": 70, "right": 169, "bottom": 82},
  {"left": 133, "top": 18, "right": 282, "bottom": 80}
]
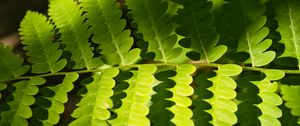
[
  {"left": 254, "top": 70, "right": 285, "bottom": 126},
  {"left": 127, "top": 0, "right": 184, "bottom": 63},
  {"left": 205, "top": 64, "right": 242, "bottom": 125},
  {"left": 0, "top": 44, "right": 29, "bottom": 82},
  {"left": 48, "top": 0, "right": 102, "bottom": 69},
  {"left": 31, "top": 73, "right": 78, "bottom": 125},
  {"left": 281, "top": 85, "right": 300, "bottom": 124},
  {"left": 274, "top": 0, "right": 300, "bottom": 69},
  {"left": 109, "top": 65, "right": 157, "bottom": 126},
  {"left": 167, "top": 64, "right": 196, "bottom": 125},
  {"left": 0, "top": 77, "right": 45, "bottom": 126},
  {"left": 174, "top": 0, "right": 227, "bottom": 62},
  {"left": 223, "top": 0, "right": 275, "bottom": 67},
  {"left": 70, "top": 68, "right": 118, "bottom": 126},
  {"left": 19, "top": 11, "right": 67, "bottom": 73},
  {"left": 81, "top": 0, "right": 140, "bottom": 65}
]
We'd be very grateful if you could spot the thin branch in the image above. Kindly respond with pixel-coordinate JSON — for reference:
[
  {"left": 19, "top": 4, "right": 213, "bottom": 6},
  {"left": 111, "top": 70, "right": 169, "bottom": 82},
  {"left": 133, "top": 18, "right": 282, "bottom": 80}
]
[{"left": 6, "top": 62, "right": 300, "bottom": 82}]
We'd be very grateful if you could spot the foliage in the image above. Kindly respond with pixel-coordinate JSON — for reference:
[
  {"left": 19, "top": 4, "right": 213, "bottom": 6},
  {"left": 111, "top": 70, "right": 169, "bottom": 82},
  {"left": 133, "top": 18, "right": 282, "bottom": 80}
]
[{"left": 0, "top": 0, "right": 300, "bottom": 125}]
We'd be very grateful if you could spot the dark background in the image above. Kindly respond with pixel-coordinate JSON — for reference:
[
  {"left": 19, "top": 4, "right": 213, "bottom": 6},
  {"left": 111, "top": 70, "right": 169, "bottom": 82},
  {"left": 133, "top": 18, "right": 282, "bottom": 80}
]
[
  {"left": 0, "top": 0, "right": 47, "bottom": 47},
  {"left": 0, "top": 0, "right": 48, "bottom": 37}
]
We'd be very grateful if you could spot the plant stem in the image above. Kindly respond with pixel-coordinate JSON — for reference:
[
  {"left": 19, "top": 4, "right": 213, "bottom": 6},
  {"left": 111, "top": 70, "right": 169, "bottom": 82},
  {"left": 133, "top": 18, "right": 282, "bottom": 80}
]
[{"left": 6, "top": 62, "right": 300, "bottom": 82}]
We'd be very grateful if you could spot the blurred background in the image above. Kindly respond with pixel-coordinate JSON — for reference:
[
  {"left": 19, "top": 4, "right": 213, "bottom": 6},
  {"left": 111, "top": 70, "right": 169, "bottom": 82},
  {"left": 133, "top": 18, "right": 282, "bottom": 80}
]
[{"left": 0, "top": 0, "right": 48, "bottom": 46}]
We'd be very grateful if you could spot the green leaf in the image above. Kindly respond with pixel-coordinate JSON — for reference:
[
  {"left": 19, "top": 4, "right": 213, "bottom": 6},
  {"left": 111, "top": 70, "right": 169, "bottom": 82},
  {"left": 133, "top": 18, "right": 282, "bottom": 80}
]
[
  {"left": 217, "top": 64, "right": 243, "bottom": 76},
  {"left": 218, "top": 64, "right": 243, "bottom": 76},
  {"left": 174, "top": 0, "right": 227, "bottom": 62},
  {"left": 259, "top": 115, "right": 281, "bottom": 126},
  {"left": 274, "top": 0, "right": 300, "bottom": 69},
  {"left": 19, "top": 11, "right": 67, "bottom": 73},
  {"left": 223, "top": 0, "right": 275, "bottom": 67},
  {"left": 205, "top": 64, "right": 240, "bottom": 126},
  {"left": 264, "top": 70, "right": 285, "bottom": 80},
  {"left": 126, "top": 0, "right": 185, "bottom": 62},
  {"left": 0, "top": 44, "right": 29, "bottom": 82},
  {"left": 167, "top": 64, "right": 196, "bottom": 126},
  {"left": 70, "top": 69, "right": 119, "bottom": 126},
  {"left": 32, "top": 73, "right": 78, "bottom": 125},
  {"left": 0, "top": 77, "right": 45, "bottom": 126},
  {"left": 48, "top": 0, "right": 102, "bottom": 69},
  {"left": 281, "top": 85, "right": 300, "bottom": 119},
  {"left": 81, "top": 0, "right": 141, "bottom": 65},
  {"left": 252, "top": 73, "right": 283, "bottom": 126},
  {"left": 109, "top": 65, "right": 156, "bottom": 126}
]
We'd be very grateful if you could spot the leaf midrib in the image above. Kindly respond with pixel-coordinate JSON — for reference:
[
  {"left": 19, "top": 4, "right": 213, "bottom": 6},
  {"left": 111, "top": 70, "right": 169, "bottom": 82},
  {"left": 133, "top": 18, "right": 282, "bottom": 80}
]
[
  {"left": 242, "top": 15, "right": 255, "bottom": 67},
  {"left": 31, "top": 18, "right": 55, "bottom": 73},
  {"left": 189, "top": 1, "right": 210, "bottom": 62},
  {"left": 95, "top": 0, "right": 126, "bottom": 65},
  {"left": 144, "top": 0, "right": 168, "bottom": 63},
  {"left": 287, "top": 0, "right": 300, "bottom": 69},
  {"left": 52, "top": 2, "right": 91, "bottom": 69}
]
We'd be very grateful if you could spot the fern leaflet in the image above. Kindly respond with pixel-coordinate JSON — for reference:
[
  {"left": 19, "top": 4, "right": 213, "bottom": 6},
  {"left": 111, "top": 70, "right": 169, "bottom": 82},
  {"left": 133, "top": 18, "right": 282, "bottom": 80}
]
[
  {"left": 167, "top": 64, "right": 196, "bottom": 125},
  {"left": 223, "top": 0, "right": 275, "bottom": 67},
  {"left": 260, "top": 70, "right": 284, "bottom": 125},
  {"left": 31, "top": 73, "right": 78, "bottom": 125},
  {"left": 274, "top": 0, "right": 300, "bottom": 69},
  {"left": 174, "top": 0, "right": 227, "bottom": 62},
  {"left": 70, "top": 68, "right": 118, "bottom": 126},
  {"left": 127, "top": 0, "right": 184, "bottom": 62},
  {"left": 0, "top": 44, "right": 29, "bottom": 82},
  {"left": 109, "top": 65, "right": 156, "bottom": 126},
  {"left": 0, "top": 77, "right": 45, "bottom": 126},
  {"left": 254, "top": 70, "right": 285, "bottom": 126},
  {"left": 48, "top": 0, "right": 102, "bottom": 69},
  {"left": 81, "top": 0, "right": 140, "bottom": 65},
  {"left": 281, "top": 85, "right": 300, "bottom": 124},
  {"left": 19, "top": 11, "right": 67, "bottom": 73},
  {"left": 205, "top": 64, "right": 242, "bottom": 125}
]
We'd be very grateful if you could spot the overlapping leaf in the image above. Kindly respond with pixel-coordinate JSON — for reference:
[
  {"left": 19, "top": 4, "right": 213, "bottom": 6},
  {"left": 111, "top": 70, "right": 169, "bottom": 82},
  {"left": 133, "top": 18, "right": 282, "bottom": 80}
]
[
  {"left": 31, "top": 73, "right": 78, "bottom": 125},
  {"left": 109, "top": 65, "right": 156, "bottom": 126},
  {"left": 81, "top": 0, "right": 140, "bottom": 65},
  {"left": 0, "top": 77, "right": 45, "bottom": 126},
  {"left": 0, "top": 44, "right": 29, "bottom": 82},
  {"left": 253, "top": 70, "right": 285, "bottom": 126},
  {"left": 205, "top": 64, "right": 242, "bottom": 125},
  {"left": 70, "top": 69, "right": 118, "bottom": 126},
  {"left": 48, "top": 0, "right": 102, "bottom": 69},
  {"left": 19, "top": 11, "right": 67, "bottom": 73},
  {"left": 274, "top": 0, "right": 300, "bottom": 69},
  {"left": 174, "top": 0, "right": 227, "bottom": 62},
  {"left": 167, "top": 64, "right": 196, "bottom": 126},
  {"left": 281, "top": 85, "right": 300, "bottom": 124},
  {"left": 223, "top": 0, "right": 275, "bottom": 67},
  {"left": 127, "top": 0, "right": 185, "bottom": 63}
]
